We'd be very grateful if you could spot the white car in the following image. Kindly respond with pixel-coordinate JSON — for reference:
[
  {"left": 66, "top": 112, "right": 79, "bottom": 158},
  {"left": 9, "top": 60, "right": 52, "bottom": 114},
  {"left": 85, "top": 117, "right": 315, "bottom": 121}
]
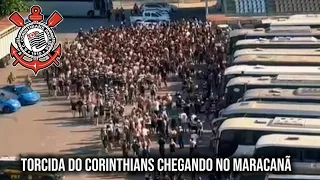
[
  {"left": 217, "top": 24, "right": 232, "bottom": 32},
  {"left": 137, "top": 19, "right": 169, "bottom": 26},
  {"left": 130, "top": 11, "right": 170, "bottom": 24},
  {"left": 140, "top": 2, "right": 176, "bottom": 13},
  {"left": 141, "top": 9, "right": 170, "bottom": 16}
]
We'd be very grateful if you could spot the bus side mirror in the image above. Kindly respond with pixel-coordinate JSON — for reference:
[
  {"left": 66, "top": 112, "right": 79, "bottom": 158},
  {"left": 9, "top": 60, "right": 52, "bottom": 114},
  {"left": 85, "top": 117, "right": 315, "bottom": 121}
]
[{"left": 218, "top": 109, "right": 224, "bottom": 116}]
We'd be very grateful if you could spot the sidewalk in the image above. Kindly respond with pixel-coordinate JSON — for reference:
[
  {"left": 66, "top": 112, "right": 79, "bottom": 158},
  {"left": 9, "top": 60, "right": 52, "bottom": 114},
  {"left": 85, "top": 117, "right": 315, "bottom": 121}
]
[{"left": 113, "top": 0, "right": 216, "bottom": 9}]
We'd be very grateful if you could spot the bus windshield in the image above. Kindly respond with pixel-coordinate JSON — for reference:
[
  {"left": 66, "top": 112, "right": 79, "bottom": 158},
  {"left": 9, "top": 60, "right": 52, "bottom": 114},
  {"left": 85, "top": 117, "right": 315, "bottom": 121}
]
[
  {"left": 218, "top": 130, "right": 266, "bottom": 157},
  {"left": 0, "top": 160, "right": 21, "bottom": 170},
  {"left": 254, "top": 146, "right": 320, "bottom": 161}
]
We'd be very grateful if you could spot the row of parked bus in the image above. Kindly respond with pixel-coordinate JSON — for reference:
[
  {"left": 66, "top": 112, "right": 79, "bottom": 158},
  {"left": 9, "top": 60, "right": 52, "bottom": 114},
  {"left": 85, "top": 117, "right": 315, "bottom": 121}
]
[{"left": 214, "top": 14, "right": 320, "bottom": 180}]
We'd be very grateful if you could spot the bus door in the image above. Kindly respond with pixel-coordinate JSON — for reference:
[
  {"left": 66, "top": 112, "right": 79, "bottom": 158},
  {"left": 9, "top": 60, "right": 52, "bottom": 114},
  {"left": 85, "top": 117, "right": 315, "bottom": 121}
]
[{"left": 93, "top": 0, "right": 106, "bottom": 16}]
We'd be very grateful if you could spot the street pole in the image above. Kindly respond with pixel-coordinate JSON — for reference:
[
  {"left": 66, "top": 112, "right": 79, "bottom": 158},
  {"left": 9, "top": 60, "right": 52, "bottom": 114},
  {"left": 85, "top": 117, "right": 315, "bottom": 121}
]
[{"left": 205, "top": 0, "right": 209, "bottom": 17}]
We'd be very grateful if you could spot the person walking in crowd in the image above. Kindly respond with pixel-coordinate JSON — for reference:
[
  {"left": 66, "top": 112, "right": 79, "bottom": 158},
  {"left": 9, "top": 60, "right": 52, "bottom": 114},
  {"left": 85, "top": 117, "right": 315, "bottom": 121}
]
[
  {"left": 106, "top": 9, "right": 111, "bottom": 21},
  {"left": 158, "top": 136, "right": 166, "bottom": 157},
  {"left": 169, "top": 138, "right": 176, "bottom": 156},
  {"left": 189, "top": 137, "right": 197, "bottom": 156},
  {"left": 120, "top": 7, "right": 125, "bottom": 22},
  {"left": 178, "top": 127, "right": 184, "bottom": 149},
  {"left": 115, "top": 8, "right": 120, "bottom": 21},
  {"left": 7, "top": 72, "right": 15, "bottom": 84},
  {"left": 25, "top": 74, "right": 32, "bottom": 87}
]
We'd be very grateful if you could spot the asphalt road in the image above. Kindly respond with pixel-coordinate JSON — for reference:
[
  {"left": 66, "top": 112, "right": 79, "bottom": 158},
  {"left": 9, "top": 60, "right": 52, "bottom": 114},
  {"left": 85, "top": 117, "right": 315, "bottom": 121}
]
[{"left": 55, "top": 8, "right": 206, "bottom": 33}]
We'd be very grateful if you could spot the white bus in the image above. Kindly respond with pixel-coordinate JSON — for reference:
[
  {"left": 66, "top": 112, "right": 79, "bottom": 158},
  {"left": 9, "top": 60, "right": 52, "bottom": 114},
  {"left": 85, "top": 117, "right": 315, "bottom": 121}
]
[
  {"left": 241, "top": 88, "right": 320, "bottom": 103},
  {"left": 232, "top": 55, "right": 320, "bottom": 66},
  {"left": 264, "top": 174, "right": 320, "bottom": 180},
  {"left": 28, "top": 0, "right": 113, "bottom": 17},
  {"left": 216, "top": 117, "right": 320, "bottom": 158},
  {"left": 237, "top": 174, "right": 320, "bottom": 180},
  {"left": 254, "top": 134, "right": 320, "bottom": 175},
  {"left": 225, "top": 75, "right": 320, "bottom": 104},
  {"left": 218, "top": 101, "right": 320, "bottom": 121},
  {"left": 228, "top": 26, "right": 320, "bottom": 54},
  {"left": 224, "top": 65, "right": 320, "bottom": 83},
  {"left": 256, "top": 14, "right": 320, "bottom": 29},
  {"left": 233, "top": 48, "right": 320, "bottom": 59},
  {"left": 234, "top": 37, "right": 320, "bottom": 53}
]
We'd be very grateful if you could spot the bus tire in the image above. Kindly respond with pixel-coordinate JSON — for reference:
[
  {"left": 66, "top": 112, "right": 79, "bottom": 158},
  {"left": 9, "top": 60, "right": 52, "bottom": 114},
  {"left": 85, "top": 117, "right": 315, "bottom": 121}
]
[
  {"left": 87, "top": 10, "right": 94, "bottom": 17},
  {"left": 3, "top": 106, "right": 11, "bottom": 113}
]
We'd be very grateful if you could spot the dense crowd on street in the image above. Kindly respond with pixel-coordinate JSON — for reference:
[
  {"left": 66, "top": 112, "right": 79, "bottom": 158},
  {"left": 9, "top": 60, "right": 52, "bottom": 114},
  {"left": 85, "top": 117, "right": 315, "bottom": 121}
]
[{"left": 41, "top": 20, "right": 229, "bottom": 179}]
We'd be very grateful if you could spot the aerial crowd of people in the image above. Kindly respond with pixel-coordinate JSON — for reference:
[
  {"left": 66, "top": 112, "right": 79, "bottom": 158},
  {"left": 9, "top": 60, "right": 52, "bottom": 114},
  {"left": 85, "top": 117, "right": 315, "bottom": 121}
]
[{"left": 41, "top": 19, "right": 228, "bottom": 179}]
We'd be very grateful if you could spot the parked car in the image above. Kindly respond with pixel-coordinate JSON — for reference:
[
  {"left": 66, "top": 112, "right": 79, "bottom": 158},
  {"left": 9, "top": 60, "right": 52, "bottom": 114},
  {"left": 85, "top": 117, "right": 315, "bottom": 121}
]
[
  {"left": 137, "top": 19, "right": 169, "bottom": 26},
  {"left": 0, "top": 95, "right": 21, "bottom": 113},
  {"left": 217, "top": 24, "right": 232, "bottom": 32},
  {"left": 140, "top": 9, "right": 170, "bottom": 16},
  {"left": 140, "top": 2, "right": 176, "bottom": 13},
  {"left": 0, "top": 84, "right": 41, "bottom": 105},
  {"left": 130, "top": 11, "right": 170, "bottom": 24}
]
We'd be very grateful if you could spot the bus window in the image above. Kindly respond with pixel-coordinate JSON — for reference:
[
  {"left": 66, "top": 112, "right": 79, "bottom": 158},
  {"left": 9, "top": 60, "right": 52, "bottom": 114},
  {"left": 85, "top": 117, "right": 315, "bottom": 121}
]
[
  {"left": 303, "top": 149, "right": 319, "bottom": 162},
  {"left": 218, "top": 130, "right": 238, "bottom": 157},
  {"left": 254, "top": 147, "right": 275, "bottom": 158},
  {"left": 241, "top": 131, "right": 255, "bottom": 145},
  {"left": 277, "top": 148, "right": 301, "bottom": 161}
]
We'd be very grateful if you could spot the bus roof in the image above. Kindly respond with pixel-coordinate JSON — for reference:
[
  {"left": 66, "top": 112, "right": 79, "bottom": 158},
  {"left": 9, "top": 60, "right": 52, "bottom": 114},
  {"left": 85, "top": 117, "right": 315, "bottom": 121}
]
[
  {"left": 242, "top": 88, "right": 320, "bottom": 101},
  {"left": 224, "top": 65, "right": 320, "bottom": 76},
  {"left": 233, "top": 48, "right": 320, "bottom": 58},
  {"left": 229, "top": 27, "right": 320, "bottom": 38},
  {"left": 0, "top": 156, "right": 19, "bottom": 161},
  {"left": 221, "top": 101, "right": 320, "bottom": 117},
  {"left": 261, "top": 14, "right": 320, "bottom": 26},
  {"left": 226, "top": 75, "right": 320, "bottom": 88},
  {"left": 219, "top": 117, "right": 320, "bottom": 133},
  {"left": 256, "top": 134, "right": 320, "bottom": 149},
  {"left": 235, "top": 37, "right": 320, "bottom": 46},
  {"left": 233, "top": 55, "right": 320, "bottom": 65},
  {"left": 266, "top": 174, "right": 320, "bottom": 179}
]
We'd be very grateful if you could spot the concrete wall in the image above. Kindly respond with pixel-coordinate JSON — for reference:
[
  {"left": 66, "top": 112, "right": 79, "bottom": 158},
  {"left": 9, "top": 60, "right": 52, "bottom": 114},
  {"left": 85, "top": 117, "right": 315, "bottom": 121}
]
[{"left": 0, "top": 28, "right": 18, "bottom": 60}]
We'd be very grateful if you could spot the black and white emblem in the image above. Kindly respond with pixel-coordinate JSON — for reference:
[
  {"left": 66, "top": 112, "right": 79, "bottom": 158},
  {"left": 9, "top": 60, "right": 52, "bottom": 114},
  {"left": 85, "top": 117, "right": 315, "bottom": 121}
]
[{"left": 16, "top": 21, "right": 56, "bottom": 59}]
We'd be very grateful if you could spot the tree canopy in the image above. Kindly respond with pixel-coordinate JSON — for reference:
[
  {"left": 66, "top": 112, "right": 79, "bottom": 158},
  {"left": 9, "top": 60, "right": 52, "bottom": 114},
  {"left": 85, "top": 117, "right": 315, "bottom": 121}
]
[{"left": 0, "top": 0, "right": 29, "bottom": 17}]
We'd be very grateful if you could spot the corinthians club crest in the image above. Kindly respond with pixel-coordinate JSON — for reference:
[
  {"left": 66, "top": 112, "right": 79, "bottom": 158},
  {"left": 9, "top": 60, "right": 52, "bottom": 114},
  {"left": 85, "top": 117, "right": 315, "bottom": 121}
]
[{"left": 9, "top": 5, "right": 63, "bottom": 74}]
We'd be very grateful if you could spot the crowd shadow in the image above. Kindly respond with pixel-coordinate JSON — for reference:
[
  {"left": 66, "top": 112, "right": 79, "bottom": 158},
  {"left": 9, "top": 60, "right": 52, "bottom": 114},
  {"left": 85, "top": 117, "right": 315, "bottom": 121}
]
[
  {"left": 34, "top": 116, "right": 94, "bottom": 128},
  {"left": 47, "top": 109, "right": 71, "bottom": 113},
  {"left": 43, "top": 101, "right": 71, "bottom": 106},
  {"left": 44, "top": 120, "right": 90, "bottom": 128},
  {"left": 66, "top": 141, "right": 100, "bottom": 146},
  {"left": 59, "top": 143, "right": 101, "bottom": 156},
  {"left": 80, "top": 136, "right": 101, "bottom": 142},
  {"left": 70, "top": 129, "right": 101, "bottom": 133}
]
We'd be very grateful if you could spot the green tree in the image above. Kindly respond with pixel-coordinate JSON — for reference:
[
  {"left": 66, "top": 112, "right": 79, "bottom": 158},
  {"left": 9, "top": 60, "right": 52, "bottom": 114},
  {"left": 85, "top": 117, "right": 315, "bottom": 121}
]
[{"left": 0, "top": 0, "right": 29, "bottom": 17}]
